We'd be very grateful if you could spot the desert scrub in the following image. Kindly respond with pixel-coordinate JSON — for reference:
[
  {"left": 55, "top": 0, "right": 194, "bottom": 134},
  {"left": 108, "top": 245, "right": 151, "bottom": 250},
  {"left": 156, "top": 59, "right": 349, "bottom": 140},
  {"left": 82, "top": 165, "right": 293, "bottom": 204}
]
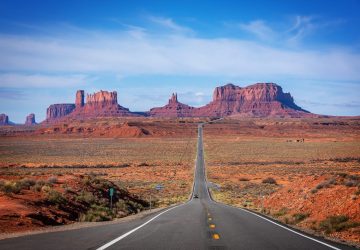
[
  {"left": 292, "top": 213, "right": 310, "bottom": 224},
  {"left": 31, "top": 180, "right": 48, "bottom": 192},
  {"left": 315, "top": 178, "right": 336, "bottom": 190},
  {"left": 76, "top": 191, "right": 97, "bottom": 204},
  {"left": 80, "top": 204, "right": 114, "bottom": 222},
  {"left": 319, "top": 215, "right": 360, "bottom": 234},
  {"left": 0, "top": 178, "right": 36, "bottom": 195},
  {"left": 46, "top": 189, "right": 67, "bottom": 205},
  {"left": 47, "top": 176, "right": 58, "bottom": 184},
  {"left": 262, "top": 177, "right": 277, "bottom": 185},
  {"left": 273, "top": 207, "right": 288, "bottom": 217}
]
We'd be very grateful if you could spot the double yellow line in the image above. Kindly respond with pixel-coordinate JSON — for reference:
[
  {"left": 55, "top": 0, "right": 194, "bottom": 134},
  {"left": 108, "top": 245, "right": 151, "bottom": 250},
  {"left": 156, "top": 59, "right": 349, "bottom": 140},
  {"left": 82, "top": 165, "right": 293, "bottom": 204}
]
[{"left": 206, "top": 209, "right": 220, "bottom": 240}]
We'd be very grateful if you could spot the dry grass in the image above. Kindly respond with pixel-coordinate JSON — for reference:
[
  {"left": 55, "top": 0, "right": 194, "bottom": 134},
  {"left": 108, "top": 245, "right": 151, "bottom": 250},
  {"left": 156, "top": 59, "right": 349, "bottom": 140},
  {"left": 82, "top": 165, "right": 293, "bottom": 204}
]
[
  {"left": 0, "top": 137, "right": 196, "bottom": 167},
  {"left": 204, "top": 126, "right": 360, "bottom": 245}
]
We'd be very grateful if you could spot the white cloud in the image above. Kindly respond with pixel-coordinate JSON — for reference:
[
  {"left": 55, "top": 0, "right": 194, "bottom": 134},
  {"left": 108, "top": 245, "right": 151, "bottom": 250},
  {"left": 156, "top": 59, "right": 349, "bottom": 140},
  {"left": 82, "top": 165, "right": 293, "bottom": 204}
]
[
  {"left": 0, "top": 73, "right": 88, "bottom": 88},
  {"left": 148, "top": 16, "right": 193, "bottom": 34},
  {"left": 0, "top": 18, "right": 359, "bottom": 86},
  {"left": 239, "top": 20, "right": 276, "bottom": 41}
]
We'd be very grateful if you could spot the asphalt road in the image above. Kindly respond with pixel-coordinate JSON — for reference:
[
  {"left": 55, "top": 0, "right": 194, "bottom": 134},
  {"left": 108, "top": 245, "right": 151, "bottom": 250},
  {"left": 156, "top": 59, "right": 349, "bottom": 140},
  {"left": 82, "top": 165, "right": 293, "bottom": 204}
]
[{"left": 0, "top": 124, "right": 356, "bottom": 250}]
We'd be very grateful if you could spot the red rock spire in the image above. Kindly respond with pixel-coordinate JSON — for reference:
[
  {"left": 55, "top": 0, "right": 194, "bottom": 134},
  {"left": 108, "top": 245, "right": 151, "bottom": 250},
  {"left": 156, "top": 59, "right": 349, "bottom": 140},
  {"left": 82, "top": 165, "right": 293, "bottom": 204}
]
[
  {"left": 75, "top": 90, "right": 85, "bottom": 108},
  {"left": 169, "top": 93, "right": 178, "bottom": 104}
]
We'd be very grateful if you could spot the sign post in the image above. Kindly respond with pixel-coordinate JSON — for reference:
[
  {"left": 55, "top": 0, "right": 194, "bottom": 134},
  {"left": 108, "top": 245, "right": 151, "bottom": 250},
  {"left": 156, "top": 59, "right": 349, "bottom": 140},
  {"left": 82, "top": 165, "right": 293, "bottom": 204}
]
[
  {"left": 109, "top": 187, "right": 114, "bottom": 209},
  {"left": 149, "top": 184, "right": 164, "bottom": 212}
]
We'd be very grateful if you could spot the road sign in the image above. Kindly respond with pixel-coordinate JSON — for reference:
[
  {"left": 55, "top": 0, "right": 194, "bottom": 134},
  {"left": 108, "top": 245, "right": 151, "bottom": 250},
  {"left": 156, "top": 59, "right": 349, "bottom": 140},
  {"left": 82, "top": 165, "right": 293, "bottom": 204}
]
[
  {"left": 155, "top": 184, "right": 164, "bottom": 191},
  {"left": 109, "top": 187, "right": 114, "bottom": 196},
  {"left": 109, "top": 188, "right": 115, "bottom": 209}
]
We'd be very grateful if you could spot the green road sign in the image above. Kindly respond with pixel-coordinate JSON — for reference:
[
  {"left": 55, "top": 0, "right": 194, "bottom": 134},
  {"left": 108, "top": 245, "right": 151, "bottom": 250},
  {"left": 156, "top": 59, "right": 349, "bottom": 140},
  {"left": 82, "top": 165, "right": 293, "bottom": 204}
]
[{"left": 109, "top": 188, "right": 114, "bottom": 197}]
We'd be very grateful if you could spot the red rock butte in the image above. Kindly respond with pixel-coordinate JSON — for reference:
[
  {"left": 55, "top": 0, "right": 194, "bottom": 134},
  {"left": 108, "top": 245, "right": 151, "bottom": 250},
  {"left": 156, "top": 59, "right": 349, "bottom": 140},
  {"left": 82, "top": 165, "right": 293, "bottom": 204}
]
[
  {"left": 39, "top": 82, "right": 315, "bottom": 123},
  {"left": 193, "top": 83, "right": 311, "bottom": 118},
  {"left": 150, "top": 83, "right": 312, "bottom": 118},
  {"left": 0, "top": 113, "right": 9, "bottom": 125},
  {"left": 46, "top": 90, "right": 137, "bottom": 122},
  {"left": 149, "top": 93, "right": 195, "bottom": 118},
  {"left": 25, "top": 113, "right": 36, "bottom": 125}
]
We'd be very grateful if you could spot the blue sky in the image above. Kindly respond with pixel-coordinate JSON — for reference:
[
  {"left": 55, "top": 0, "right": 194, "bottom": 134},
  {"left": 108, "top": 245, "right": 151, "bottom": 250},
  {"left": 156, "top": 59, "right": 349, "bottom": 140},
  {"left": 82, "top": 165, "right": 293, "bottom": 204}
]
[{"left": 0, "top": 0, "right": 359, "bottom": 122}]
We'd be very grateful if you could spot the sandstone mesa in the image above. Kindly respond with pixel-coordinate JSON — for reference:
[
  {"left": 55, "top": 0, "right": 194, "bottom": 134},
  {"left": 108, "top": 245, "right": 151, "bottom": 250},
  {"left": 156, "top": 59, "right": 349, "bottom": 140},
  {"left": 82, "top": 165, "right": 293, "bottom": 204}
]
[{"left": 1, "top": 82, "right": 318, "bottom": 124}]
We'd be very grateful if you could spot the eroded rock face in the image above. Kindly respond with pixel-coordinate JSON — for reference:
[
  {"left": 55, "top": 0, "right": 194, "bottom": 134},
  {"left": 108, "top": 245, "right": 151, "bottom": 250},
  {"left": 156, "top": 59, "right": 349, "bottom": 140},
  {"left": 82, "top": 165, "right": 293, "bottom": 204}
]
[
  {"left": 75, "top": 90, "right": 84, "bottom": 108},
  {"left": 194, "top": 83, "right": 310, "bottom": 117},
  {"left": 25, "top": 113, "right": 36, "bottom": 125},
  {"left": 46, "top": 104, "right": 76, "bottom": 120},
  {"left": 45, "top": 90, "right": 139, "bottom": 122},
  {"left": 149, "top": 93, "right": 195, "bottom": 118},
  {"left": 0, "top": 113, "right": 9, "bottom": 125},
  {"left": 86, "top": 90, "right": 118, "bottom": 107}
]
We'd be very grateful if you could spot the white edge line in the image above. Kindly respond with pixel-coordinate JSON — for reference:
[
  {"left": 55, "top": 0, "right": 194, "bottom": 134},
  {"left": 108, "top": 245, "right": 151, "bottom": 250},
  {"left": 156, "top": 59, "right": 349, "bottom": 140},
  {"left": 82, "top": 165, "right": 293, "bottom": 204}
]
[
  {"left": 96, "top": 129, "right": 201, "bottom": 250},
  {"left": 96, "top": 204, "right": 184, "bottom": 250},
  {"left": 217, "top": 202, "right": 342, "bottom": 250},
  {"left": 201, "top": 122, "right": 341, "bottom": 250}
]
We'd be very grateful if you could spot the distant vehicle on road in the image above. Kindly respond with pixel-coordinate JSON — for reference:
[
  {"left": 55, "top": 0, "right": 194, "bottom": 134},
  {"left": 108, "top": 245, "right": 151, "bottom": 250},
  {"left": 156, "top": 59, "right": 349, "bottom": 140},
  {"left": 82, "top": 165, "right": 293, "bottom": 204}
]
[{"left": 193, "top": 194, "right": 199, "bottom": 198}]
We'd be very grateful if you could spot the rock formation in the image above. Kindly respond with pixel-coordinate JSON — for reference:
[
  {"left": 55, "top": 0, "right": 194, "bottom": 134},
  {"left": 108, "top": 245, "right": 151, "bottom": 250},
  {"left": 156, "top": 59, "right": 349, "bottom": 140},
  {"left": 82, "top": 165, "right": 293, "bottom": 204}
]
[
  {"left": 0, "top": 113, "right": 9, "bottom": 125},
  {"left": 25, "top": 113, "right": 36, "bottom": 125},
  {"left": 43, "top": 83, "right": 312, "bottom": 122},
  {"left": 149, "top": 93, "right": 195, "bottom": 117},
  {"left": 75, "top": 90, "right": 84, "bottom": 108},
  {"left": 46, "top": 104, "right": 76, "bottom": 120},
  {"left": 86, "top": 91, "right": 118, "bottom": 107},
  {"left": 45, "top": 90, "right": 138, "bottom": 122},
  {"left": 193, "top": 83, "right": 310, "bottom": 118}
]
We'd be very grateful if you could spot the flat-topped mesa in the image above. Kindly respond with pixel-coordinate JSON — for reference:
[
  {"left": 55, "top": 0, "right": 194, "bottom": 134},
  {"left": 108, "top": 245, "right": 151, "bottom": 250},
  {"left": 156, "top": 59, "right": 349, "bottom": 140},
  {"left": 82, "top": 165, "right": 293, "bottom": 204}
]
[
  {"left": 194, "top": 82, "right": 310, "bottom": 117},
  {"left": 0, "top": 113, "right": 9, "bottom": 125},
  {"left": 212, "top": 83, "right": 241, "bottom": 102},
  {"left": 71, "top": 90, "right": 138, "bottom": 117},
  {"left": 149, "top": 93, "right": 195, "bottom": 118},
  {"left": 25, "top": 113, "right": 36, "bottom": 125},
  {"left": 86, "top": 90, "right": 118, "bottom": 107},
  {"left": 46, "top": 104, "right": 76, "bottom": 120}
]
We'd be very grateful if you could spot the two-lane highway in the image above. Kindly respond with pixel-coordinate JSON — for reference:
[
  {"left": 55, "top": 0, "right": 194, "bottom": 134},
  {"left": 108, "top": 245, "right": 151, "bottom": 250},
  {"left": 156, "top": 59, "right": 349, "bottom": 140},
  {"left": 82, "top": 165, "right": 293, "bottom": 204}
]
[{"left": 0, "top": 124, "right": 355, "bottom": 249}]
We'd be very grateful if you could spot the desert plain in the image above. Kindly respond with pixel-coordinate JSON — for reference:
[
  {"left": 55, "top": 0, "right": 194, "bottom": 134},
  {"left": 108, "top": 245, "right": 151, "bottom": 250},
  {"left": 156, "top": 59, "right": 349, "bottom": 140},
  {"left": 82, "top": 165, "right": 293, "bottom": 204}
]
[{"left": 0, "top": 116, "right": 359, "bottom": 246}]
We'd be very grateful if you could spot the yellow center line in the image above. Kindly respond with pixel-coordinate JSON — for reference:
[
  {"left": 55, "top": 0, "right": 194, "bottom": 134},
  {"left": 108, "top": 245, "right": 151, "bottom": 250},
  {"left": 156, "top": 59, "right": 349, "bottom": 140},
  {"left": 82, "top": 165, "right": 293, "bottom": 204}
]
[
  {"left": 209, "top": 224, "right": 216, "bottom": 229},
  {"left": 212, "top": 233, "right": 220, "bottom": 240},
  {"left": 208, "top": 217, "right": 212, "bottom": 221}
]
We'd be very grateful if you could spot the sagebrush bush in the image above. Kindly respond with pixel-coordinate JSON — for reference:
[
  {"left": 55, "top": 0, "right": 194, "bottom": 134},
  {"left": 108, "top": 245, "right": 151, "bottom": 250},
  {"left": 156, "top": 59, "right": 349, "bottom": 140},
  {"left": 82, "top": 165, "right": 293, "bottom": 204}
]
[
  {"left": 80, "top": 204, "right": 114, "bottom": 222},
  {"left": 292, "top": 213, "right": 309, "bottom": 223},
  {"left": 48, "top": 176, "right": 58, "bottom": 184},
  {"left": 262, "top": 177, "right": 277, "bottom": 185},
  {"left": 46, "top": 189, "right": 67, "bottom": 205},
  {"left": 0, "top": 178, "right": 36, "bottom": 195},
  {"left": 319, "top": 215, "right": 360, "bottom": 234},
  {"left": 316, "top": 178, "right": 336, "bottom": 190},
  {"left": 0, "top": 181, "right": 21, "bottom": 194},
  {"left": 76, "top": 191, "right": 96, "bottom": 204}
]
